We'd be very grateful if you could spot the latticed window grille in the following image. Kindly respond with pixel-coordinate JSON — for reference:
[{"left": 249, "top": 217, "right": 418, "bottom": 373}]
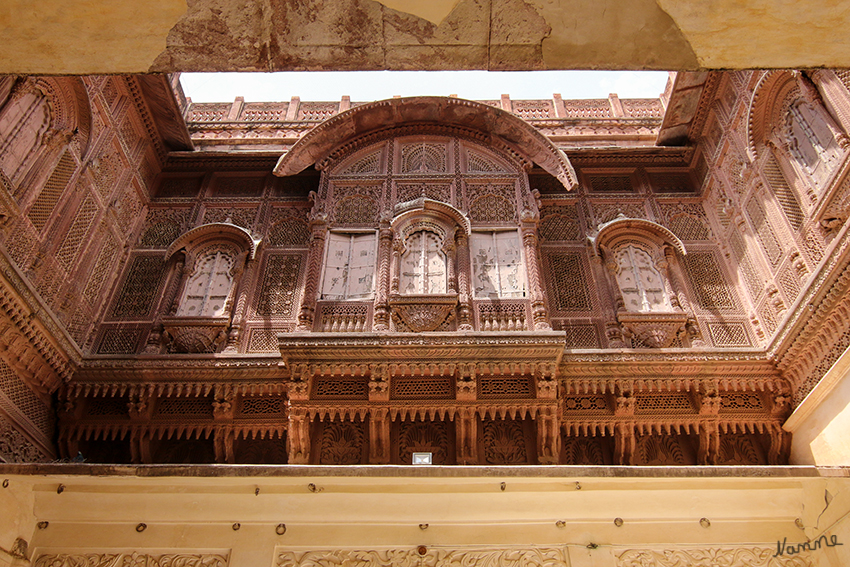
[
  {"left": 56, "top": 195, "right": 98, "bottom": 272},
  {"left": 391, "top": 376, "right": 453, "bottom": 400},
  {"left": 635, "top": 394, "right": 694, "bottom": 413},
  {"left": 763, "top": 153, "right": 804, "bottom": 231},
  {"left": 240, "top": 397, "right": 284, "bottom": 415},
  {"left": 339, "top": 150, "right": 381, "bottom": 175},
  {"left": 720, "top": 392, "right": 764, "bottom": 411},
  {"left": 746, "top": 197, "right": 783, "bottom": 267},
  {"left": 707, "top": 323, "right": 751, "bottom": 347},
  {"left": 97, "top": 328, "right": 142, "bottom": 354},
  {"left": 546, "top": 252, "right": 592, "bottom": 312},
  {"left": 321, "top": 233, "right": 376, "bottom": 300},
  {"left": 478, "top": 376, "right": 532, "bottom": 399},
  {"left": 0, "top": 359, "right": 51, "bottom": 436},
  {"left": 155, "top": 397, "right": 213, "bottom": 417},
  {"left": 313, "top": 377, "right": 368, "bottom": 399},
  {"left": 684, "top": 251, "right": 737, "bottom": 310},
  {"left": 112, "top": 255, "right": 166, "bottom": 319},
  {"left": 28, "top": 151, "right": 76, "bottom": 231},
  {"left": 256, "top": 254, "right": 302, "bottom": 317}
]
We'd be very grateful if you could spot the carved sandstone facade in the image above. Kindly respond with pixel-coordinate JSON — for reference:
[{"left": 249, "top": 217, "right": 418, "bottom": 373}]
[{"left": 0, "top": 71, "right": 848, "bottom": 468}]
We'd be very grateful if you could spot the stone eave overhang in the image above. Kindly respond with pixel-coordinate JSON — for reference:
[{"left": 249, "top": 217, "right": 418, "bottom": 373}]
[
  {"left": 66, "top": 354, "right": 284, "bottom": 397},
  {"left": 162, "top": 151, "right": 283, "bottom": 171},
  {"left": 564, "top": 145, "right": 695, "bottom": 166},
  {"left": 558, "top": 349, "right": 785, "bottom": 393},
  {"left": 279, "top": 331, "right": 565, "bottom": 369},
  {"left": 656, "top": 71, "right": 722, "bottom": 146}
]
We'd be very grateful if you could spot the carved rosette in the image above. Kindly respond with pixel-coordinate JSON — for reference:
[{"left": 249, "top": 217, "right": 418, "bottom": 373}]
[
  {"left": 618, "top": 312, "right": 688, "bottom": 348},
  {"left": 389, "top": 294, "right": 458, "bottom": 332}
]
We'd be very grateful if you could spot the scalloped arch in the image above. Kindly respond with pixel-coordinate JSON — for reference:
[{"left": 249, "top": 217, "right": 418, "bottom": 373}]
[
  {"left": 593, "top": 217, "right": 687, "bottom": 257},
  {"left": 274, "top": 96, "right": 578, "bottom": 191},
  {"left": 166, "top": 222, "right": 260, "bottom": 261}
]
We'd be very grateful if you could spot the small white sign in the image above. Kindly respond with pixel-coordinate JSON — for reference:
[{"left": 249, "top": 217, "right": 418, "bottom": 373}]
[{"left": 412, "top": 452, "right": 433, "bottom": 465}]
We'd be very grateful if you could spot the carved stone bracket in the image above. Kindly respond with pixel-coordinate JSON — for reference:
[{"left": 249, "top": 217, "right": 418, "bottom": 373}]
[
  {"left": 618, "top": 312, "right": 689, "bottom": 348},
  {"left": 162, "top": 316, "right": 230, "bottom": 354},
  {"left": 389, "top": 293, "right": 458, "bottom": 332}
]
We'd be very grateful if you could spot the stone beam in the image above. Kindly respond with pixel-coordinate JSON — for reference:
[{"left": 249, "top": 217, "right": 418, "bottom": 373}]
[{"left": 3, "top": 0, "right": 850, "bottom": 74}]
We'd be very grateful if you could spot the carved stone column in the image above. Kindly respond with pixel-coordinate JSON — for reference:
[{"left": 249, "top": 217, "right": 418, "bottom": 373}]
[
  {"left": 808, "top": 70, "right": 850, "bottom": 143},
  {"left": 768, "top": 426, "right": 791, "bottom": 465},
  {"left": 590, "top": 249, "right": 625, "bottom": 347},
  {"left": 296, "top": 217, "right": 328, "bottom": 331},
  {"left": 455, "top": 231, "right": 473, "bottom": 330},
  {"left": 697, "top": 422, "right": 719, "bottom": 465},
  {"left": 521, "top": 226, "right": 551, "bottom": 330},
  {"left": 368, "top": 408, "right": 391, "bottom": 464},
  {"left": 144, "top": 253, "right": 186, "bottom": 353},
  {"left": 613, "top": 422, "right": 635, "bottom": 465},
  {"left": 614, "top": 391, "right": 635, "bottom": 465},
  {"left": 455, "top": 407, "right": 478, "bottom": 464},
  {"left": 373, "top": 223, "right": 393, "bottom": 331},
  {"left": 536, "top": 406, "right": 560, "bottom": 464},
  {"left": 390, "top": 235, "right": 402, "bottom": 295},
  {"left": 224, "top": 250, "right": 255, "bottom": 353},
  {"left": 214, "top": 427, "right": 235, "bottom": 464},
  {"left": 287, "top": 407, "right": 311, "bottom": 464}
]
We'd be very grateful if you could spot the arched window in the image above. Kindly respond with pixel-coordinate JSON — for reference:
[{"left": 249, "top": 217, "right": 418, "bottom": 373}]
[
  {"left": 400, "top": 230, "right": 446, "bottom": 294},
  {"left": 784, "top": 100, "right": 841, "bottom": 189},
  {"left": 613, "top": 244, "right": 671, "bottom": 313},
  {"left": 177, "top": 249, "right": 235, "bottom": 317}
]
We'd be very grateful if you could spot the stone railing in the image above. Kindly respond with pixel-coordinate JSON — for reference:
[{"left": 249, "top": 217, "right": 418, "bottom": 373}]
[
  {"left": 185, "top": 94, "right": 664, "bottom": 125},
  {"left": 476, "top": 302, "right": 529, "bottom": 331},
  {"left": 317, "top": 302, "right": 371, "bottom": 332}
]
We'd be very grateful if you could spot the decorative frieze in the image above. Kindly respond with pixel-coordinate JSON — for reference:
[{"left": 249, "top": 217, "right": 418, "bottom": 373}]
[{"left": 277, "top": 548, "right": 568, "bottom": 567}]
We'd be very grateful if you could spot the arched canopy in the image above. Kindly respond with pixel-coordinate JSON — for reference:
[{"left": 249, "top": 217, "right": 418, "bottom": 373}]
[
  {"left": 392, "top": 198, "right": 471, "bottom": 242},
  {"left": 36, "top": 77, "right": 93, "bottom": 160},
  {"left": 274, "top": 96, "right": 578, "bottom": 191},
  {"left": 593, "top": 217, "right": 687, "bottom": 257},
  {"left": 746, "top": 70, "right": 798, "bottom": 162},
  {"left": 166, "top": 222, "right": 260, "bottom": 261}
]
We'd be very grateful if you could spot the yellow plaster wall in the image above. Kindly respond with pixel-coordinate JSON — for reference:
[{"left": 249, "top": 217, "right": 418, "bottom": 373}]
[
  {"left": 0, "top": 466, "right": 846, "bottom": 566},
  {"left": 785, "top": 347, "right": 850, "bottom": 466},
  {"left": 2, "top": 0, "right": 850, "bottom": 73}
]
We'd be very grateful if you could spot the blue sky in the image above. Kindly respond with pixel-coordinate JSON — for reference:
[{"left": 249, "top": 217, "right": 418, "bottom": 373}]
[{"left": 181, "top": 71, "right": 671, "bottom": 103}]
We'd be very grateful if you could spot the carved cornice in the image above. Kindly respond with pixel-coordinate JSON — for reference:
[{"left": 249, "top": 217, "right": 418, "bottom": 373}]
[
  {"left": 0, "top": 248, "right": 79, "bottom": 392},
  {"left": 558, "top": 351, "right": 785, "bottom": 393},
  {"left": 279, "top": 332, "right": 566, "bottom": 368},
  {"left": 292, "top": 400, "right": 558, "bottom": 423}
]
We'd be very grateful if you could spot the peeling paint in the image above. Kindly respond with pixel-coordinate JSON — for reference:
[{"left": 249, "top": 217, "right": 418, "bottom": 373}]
[
  {"left": 375, "top": 0, "right": 462, "bottom": 25},
  {"left": 535, "top": 0, "right": 699, "bottom": 70}
]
